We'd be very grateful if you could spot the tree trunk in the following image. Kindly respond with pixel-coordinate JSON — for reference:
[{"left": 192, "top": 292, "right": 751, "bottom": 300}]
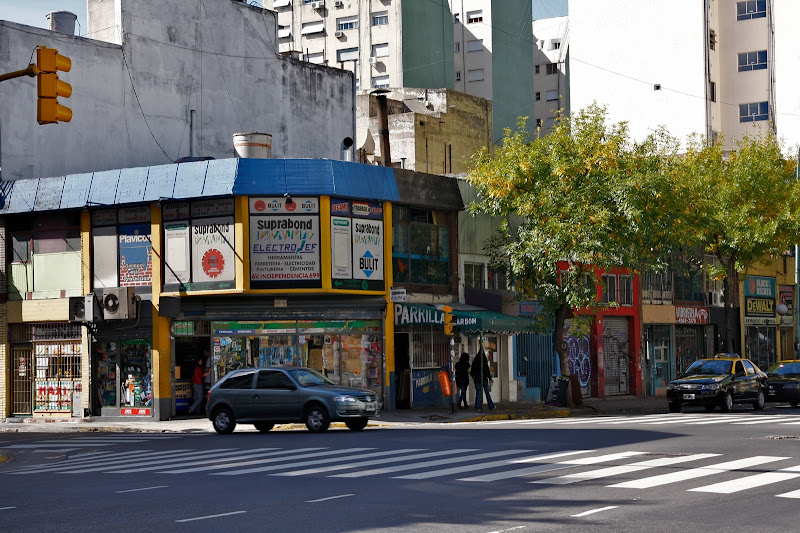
[
  {"left": 552, "top": 302, "right": 572, "bottom": 407},
  {"left": 722, "top": 256, "right": 740, "bottom": 354}
]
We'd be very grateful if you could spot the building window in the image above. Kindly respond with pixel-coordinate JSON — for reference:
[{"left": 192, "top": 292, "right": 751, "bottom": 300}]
[
  {"left": 535, "top": 65, "right": 540, "bottom": 75},
  {"left": 467, "top": 68, "right": 484, "bottom": 82},
  {"left": 464, "top": 262, "right": 485, "bottom": 289},
  {"left": 336, "top": 16, "right": 358, "bottom": 31},
  {"left": 618, "top": 275, "right": 633, "bottom": 306},
  {"left": 535, "top": 91, "right": 540, "bottom": 101},
  {"left": 277, "top": 25, "right": 291, "bottom": 39},
  {"left": 538, "top": 40, "right": 545, "bottom": 49},
  {"left": 536, "top": 118, "right": 542, "bottom": 128},
  {"left": 455, "top": 71, "right": 461, "bottom": 81},
  {"left": 709, "top": 29, "right": 717, "bottom": 50},
  {"left": 301, "top": 21, "right": 324, "bottom": 35},
  {"left": 546, "top": 90, "right": 558, "bottom": 101},
  {"left": 467, "top": 10, "right": 482, "bottom": 24},
  {"left": 738, "top": 50, "right": 767, "bottom": 71},
  {"left": 455, "top": 42, "right": 460, "bottom": 52},
  {"left": 550, "top": 39, "right": 561, "bottom": 50},
  {"left": 545, "top": 117, "right": 556, "bottom": 130},
  {"left": 709, "top": 81, "right": 716, "bottom": 102},
  {"left": 739, "top": 101, "right": 769, "bottom": 122},
  {"left": 392, "top": 206, "right": 450, "bottom": 286},
  {"left": 305, "top": 52, "right": 324, "bottom": 64},
  {"left": 601, "top": 274, "right": 632, "bottom": 306},
  {"left": 371, "top": 75, "right": 389, "bottom": 88},
  {"left": 602, "top": 274, "right": 618, "bottom": 304},
  {"left": 467, "top": 40, "right": 483, "bottom": 52},
  {"left": 546, "top": 63, "right": 558, "bottom": 75},
  {"left": 371, "top": 43, "right": 389, "bottom": 58},
  {"left": 488, "top": 266, "right": 506, "bottom": 291},
  {"left": 372, "top": 11, "right": 388, "bottom": 26},
  {"left": 454, "top": 13, "right": 460, "bottom": 23},
  {"left": 337, "top": 47, "right": 358, "bottom": 62},
  {"left": 737, "top": 1, "right": 767, "bottom": 20}
]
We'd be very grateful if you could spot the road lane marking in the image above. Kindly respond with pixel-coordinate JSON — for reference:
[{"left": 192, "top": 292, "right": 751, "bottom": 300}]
[
  {"left": 305, "top": 494, "right": 354, "bottom": 503},
  {"left": 571, "top": 506, "right": 618, "bottom": 517},
  {"left": 487, "top": 526, "right": 526, "bottom": 533},
  {"left": 731, "top": 416, "right": 800, "bottom": 425},
  {"left": 0, "top": 507, "right": 16, "bottom": 511},
  {"left": 175, "top": 511, "right": 247, "bottom": 523},
  {"left": 689, "top": 464, "right": 800, "bottom": 493},
  {"left": 609, "top": 456, "right": 789, "bottom": 489},
  {"left": 533, "top": 453, "right": 720, "bottom": 485},
  {"left": 115, "top": 485, "right": 168, "bottom": 494},
  {"left": 273, "top": 449, "right": 478, "bottom": 477}
]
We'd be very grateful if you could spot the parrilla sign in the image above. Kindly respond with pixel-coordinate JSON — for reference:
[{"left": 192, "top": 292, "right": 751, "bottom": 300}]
[
  {"left": 394, "top": 304, "right": 443, "bottom": 326},
  {"left": 675, "top": 305, "right": 709, "bottom": 325}
]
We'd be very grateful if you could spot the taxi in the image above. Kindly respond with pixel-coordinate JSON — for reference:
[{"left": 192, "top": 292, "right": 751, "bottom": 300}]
[
  {"left": 666, "top": 354, "right": 767, "bottom": 413},
  {"left": 765, "top": 360, "right": 800, "bottom": 407}
]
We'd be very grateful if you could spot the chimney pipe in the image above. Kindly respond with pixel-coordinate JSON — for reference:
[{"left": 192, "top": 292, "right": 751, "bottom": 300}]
[{"left": 374, "top": 92, "right": 391, "bottom": 167}]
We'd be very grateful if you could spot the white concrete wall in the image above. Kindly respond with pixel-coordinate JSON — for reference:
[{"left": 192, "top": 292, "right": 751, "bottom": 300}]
[
  {"left": 451, "top": 0, "right": 493, "bottom": 101},
  {"left": 568, "top": 0, "right": 708, "bottom": 144},
  {"left": 533, "top": 16, "right": 568, "bottom": 133},
  {"left": 774, "top": 0, "right": 800, "bottom": 150},
  {"left": 0, "top": 0, "right": 354, "bottom": 180}
]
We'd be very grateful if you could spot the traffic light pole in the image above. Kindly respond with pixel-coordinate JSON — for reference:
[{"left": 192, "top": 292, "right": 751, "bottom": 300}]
[{"left": 0, "top": 64, "right": 39, "bottom": 83}]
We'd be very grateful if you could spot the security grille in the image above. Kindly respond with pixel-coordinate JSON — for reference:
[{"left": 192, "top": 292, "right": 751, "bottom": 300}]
[
  {"left": 603, "top": 317, "right": 630, "bottom": 396},
  {"left": 11, "top": 347, "right": 33, "bottom": 415},
  {"left": 411, "top": 326, "right": 451, "bottom": 369}
]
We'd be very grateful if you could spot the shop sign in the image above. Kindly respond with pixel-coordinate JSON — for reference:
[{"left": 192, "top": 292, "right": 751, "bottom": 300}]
[
  {"left": 118, "top": 206, "right": 150, "bottom": 224},
  {"left": 675, "top": 305, "right": 709, "bottom": 325},
  {"left": 121, "top": 408, "right": 150, "bottom": 416},
  {"left": 249, "top": 196, "right": 319, "bottom": 214},
  {"left": 330, "top": 199, "right": 350, "bottom": 216},
  {"left": 744, "top": 276, "right": 775, "bottom": 298},
  {"left": 164, "top": 222, "right": 190, "bottom": 284},
  {"left": 780, "top": 284, "right": 794, "bottom": 311},
  {"left": 351, "top": 201, "right": 383, "bottom": 219},
  {"left": 192, "top": 217, "right": 235, "bottom": 283},
  {"left": 250, "top": 214, "right": 321, "bottom": 288},
  {"left": 191, "top": 198, "right": 235, "bottom": 218},
  {"left": 745, "top": 316, "right": 780, "bottom": 326},
  {"left": 331, "top": 217, "right": 352, "bottom": 279},
  {"left": 119, "top": 224, "right": 152, "bottom": 285},
  {"left": 518, "top": 302, "right": 540, "bottom": 316},
  {"left": 162, "top": 202, "right": 190, "bottom": 221},
  {"left": 390, "top": 287, "right": 406, "bottom": 302},
  {"left": 352, "top": 219, "right": 383, "bottom": 281},
  {"left": 92, "top": 208, "right": 117, "bottom": 227},
  {"left": 394, "top": 303, "right": 444, "bottom": 326},
  {"left": 745, "top": 297, "right": 775, "bottom": 317},
  {"left": 213, "top": 321, "right": 297, "bottom": 335}
]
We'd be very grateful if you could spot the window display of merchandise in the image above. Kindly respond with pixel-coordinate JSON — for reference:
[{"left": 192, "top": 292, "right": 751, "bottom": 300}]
[
  {"left": 121, "top": 341, "right": 152, "bottom": 408},
  {"left": 97, "top": 342, "right": 118, "bottom": 407},
  {"left": 33, "top": 342, "right": 82, "bottom": 412}
]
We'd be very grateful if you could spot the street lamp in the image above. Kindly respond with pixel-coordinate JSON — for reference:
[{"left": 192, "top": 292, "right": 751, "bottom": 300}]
[{"left": 778, "top": 303, "right": 789, "bottom": 363}]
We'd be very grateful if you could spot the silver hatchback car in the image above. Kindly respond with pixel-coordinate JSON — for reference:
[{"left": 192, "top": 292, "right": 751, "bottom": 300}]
[{"left": 207, "top": 366, "right": 379, "bottom": 434}]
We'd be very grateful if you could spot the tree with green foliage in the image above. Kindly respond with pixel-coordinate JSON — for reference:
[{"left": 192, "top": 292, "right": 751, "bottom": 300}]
[
  {"left": 674, "top": 133, "right": 800, "bottom": 354},
  {"left": 467, "top": 105, "right": 683, "bottom": 397}
]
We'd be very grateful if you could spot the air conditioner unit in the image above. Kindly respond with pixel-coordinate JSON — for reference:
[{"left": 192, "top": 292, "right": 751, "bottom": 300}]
[
  {"left": 334, "top": 30, "right": 344, "bottom": 38},
  {"left": 334, "top": 0, "right": 344, "bottom": 6},
  {"left": 368, "top": 57, "right": 379, "bottom": 65},
  {"left": 310, "top": 1, "right": 322, "bottom": 9},
  {"left": 102, "top": 287, "right": 137, "bottom": 320},
  {"left": 69, "top": 294, "right": 102, "bottom": 323}
]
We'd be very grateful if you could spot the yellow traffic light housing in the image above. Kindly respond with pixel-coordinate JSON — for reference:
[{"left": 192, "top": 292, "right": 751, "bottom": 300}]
[
  {"left": 442, "top": 305, "right": 454, "bottom": 336},
  {"left": 36, "top": 47, "right": 72, "bottom": 124}
]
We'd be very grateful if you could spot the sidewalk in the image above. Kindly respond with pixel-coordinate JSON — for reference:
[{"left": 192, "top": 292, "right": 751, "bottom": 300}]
[{"left": 0, "top": 396, "right": 668, "bottom": 435}]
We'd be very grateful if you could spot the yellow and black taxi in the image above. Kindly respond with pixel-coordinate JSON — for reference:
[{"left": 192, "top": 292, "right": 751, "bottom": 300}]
[
  {"left": 667, "top": 354, "right": 768, "bottom": 413},
  {"left": 765, "top": 360, "right": 800, "bottom": 408}
]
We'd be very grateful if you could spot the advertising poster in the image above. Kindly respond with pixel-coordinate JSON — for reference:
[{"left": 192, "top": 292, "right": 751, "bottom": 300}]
[
  {"left": 164, "top": 221, "right": 190, "bottom": 286},
  {"left": 249, "top": 197, "right": 319, "bottom": 215},
  {"left": 331, "top": 216, "right": 352, "bottom": 279},
  {"left": 191, "top": 216, "right": 235, "bottom": 286},
  {"left": 352, "top": 219, "right": 384, "bottom": 289},
  {"left": 118, "top": 224, "right": 152, "bottom": 286},
  {"left": 250, "top": 215, "right": 321, "bottom": 288}
]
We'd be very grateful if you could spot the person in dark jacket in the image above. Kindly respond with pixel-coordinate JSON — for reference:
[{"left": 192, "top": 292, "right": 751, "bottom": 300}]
[
  {"left": 470, "top": 349, "right": 495, "bottom": 411},
  {"left": 454, "top": 352, "right": 471, "bottom": 409}
]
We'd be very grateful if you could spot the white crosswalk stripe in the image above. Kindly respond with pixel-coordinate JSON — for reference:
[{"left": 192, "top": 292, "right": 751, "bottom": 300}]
[
  {"left": 688, "top": 464, "right": 800, "bottom": 494},
  {"left": 499, "top": 413, "right": 800, "bottom": 428},
  {"left": 609, "top": 456, "right": 789, "bottom": 489},
  {"left": 776, "top": 488, "right": 800, "bottom": 498}
]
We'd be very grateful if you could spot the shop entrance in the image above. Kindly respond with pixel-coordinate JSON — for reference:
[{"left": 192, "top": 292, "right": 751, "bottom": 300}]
[
  {"left": 645, "top": 325, "right": 671, "bottom": 396},
  {"left": 94, "top": 340, "right": 153, "bottom": 416},
  {"left": 394, "top": 332, "right": 411, "bottom": 409}
]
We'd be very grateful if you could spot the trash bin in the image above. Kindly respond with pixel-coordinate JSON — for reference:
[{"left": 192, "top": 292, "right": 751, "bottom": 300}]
[{"left": 545, "top": 375, "right": 570, "bottom": 407}]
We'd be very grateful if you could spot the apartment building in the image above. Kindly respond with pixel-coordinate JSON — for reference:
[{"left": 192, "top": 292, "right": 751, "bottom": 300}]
[
  {"left": 532, "top": 15, "right": 569, "bottom": 135},
  {"left": 569, "top": 0, "right": 800, "bottom": 150}
]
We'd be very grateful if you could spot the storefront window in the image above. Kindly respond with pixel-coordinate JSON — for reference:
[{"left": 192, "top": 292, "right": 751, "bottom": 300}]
[
  {"left": 393, "top": 206, "right": 450, "bottom": 286},
  {"left": 97, "top": 342, "right": 118, "bottom": 407},
  {"left": 120, "top": 341, "right": 153, "bottom": 409}
]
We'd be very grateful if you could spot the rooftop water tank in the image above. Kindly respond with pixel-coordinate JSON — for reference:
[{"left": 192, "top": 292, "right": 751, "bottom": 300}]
[
  {"left": 47, "top": 11, "right": 77, "bottom": 35},
  {"left": 233, "top": 132, "right": 272, "bottom": 159}
]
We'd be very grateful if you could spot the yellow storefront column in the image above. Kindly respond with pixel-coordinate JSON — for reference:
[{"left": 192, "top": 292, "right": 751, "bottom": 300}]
[
  {"left": 150, "top": 203, "right": 172, "bottom": 420},
  {"left": 383, "top": 202, "right": 395, "bottom": 408}
]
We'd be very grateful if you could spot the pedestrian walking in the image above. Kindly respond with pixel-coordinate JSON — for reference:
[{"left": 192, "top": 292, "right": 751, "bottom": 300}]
[
  {"left": 470, "top": 349, "right": 495, "bottom": 411},
  {"left": 455, "top": 352, "right": 471, "bottom": 409},
  {"left": 188, "top": 357, "right": 205, "bottom": 415}
]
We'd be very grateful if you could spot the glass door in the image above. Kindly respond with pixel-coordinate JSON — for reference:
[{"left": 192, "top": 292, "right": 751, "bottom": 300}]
[{"left": 96, "top": 341, "right": 118, "bottom": 414}]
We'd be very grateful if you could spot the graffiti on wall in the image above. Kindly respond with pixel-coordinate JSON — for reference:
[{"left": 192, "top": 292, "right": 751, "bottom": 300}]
[{"left": 565, "top": 320, "right": 591, "bottom": 393}]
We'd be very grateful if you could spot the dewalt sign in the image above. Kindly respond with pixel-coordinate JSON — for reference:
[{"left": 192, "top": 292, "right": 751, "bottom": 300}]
[{"left": 745, "top": 297, "right": 775, "bottom": 318}]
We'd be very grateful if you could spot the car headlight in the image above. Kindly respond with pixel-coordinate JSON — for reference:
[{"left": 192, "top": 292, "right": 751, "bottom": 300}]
[
  {"left": 667, "top": 383, "right": 679, "bottom": 390},
  {"left": 700, "top": 383, "right": 720, "bottom": 391},
  {"left": 334, "top": 395, "right": 357, "bottom": 403}
]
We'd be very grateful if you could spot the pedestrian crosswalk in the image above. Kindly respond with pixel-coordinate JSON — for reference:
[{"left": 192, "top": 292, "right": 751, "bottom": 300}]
[
  {"left": 488, "top": 413, "right": 800, "bottom": 429},
  {"left": 6, "top": 444, "right": 800, "bottom": 499},
  {"left": 0, "top": 433, "right": 202, "bottom": 453}
]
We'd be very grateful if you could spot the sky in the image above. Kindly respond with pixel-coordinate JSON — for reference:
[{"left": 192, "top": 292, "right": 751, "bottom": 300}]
[{"left": 0, "top": 0, "right": 568, "bottom": 34}]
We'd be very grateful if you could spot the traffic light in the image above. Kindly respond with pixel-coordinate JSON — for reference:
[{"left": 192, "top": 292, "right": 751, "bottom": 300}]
[
  {"left": 36, "top": 46, "right": 72, "bottom": 124},
  {"left": 442, "top": 305, "right": 454, "bottom": 336}
]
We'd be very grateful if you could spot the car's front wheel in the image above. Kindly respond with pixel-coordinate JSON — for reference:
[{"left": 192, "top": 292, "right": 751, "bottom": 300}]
[
  {"left": 305, "top": 404, "right": 330, "bottom": 433},
  {"left": 345, "top": 417, "right": 369, "bottom": 431},
  {"left": 668, "top": 402, "right": 681, "bottom": 413},
  {"left": 212, "top": 407, "right": 236, "bottom": 434},
  {"left": 720, "top": 391, "right": 734, "bottom": 412},
  {"left": 753, "top": 390, "right": 766, "bottom": 410},
  {"left": 254, "top": 422, "right": 274, "bottom": 433}
]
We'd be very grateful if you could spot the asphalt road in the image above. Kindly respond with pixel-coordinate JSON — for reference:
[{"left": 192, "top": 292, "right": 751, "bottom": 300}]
[{"left": 2, "top": 406, "right": 800, "bottom": 533}]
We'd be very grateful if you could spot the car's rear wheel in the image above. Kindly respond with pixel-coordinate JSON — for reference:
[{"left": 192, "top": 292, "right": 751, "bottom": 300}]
[
  {"left": 254, "top": 422, "right": 274, "bottom": 433},
  {"left": 704, "top": 405, "right": 716, "bottom": 412},
  {"left": 753, "top": 390, "right": 766, "bottom": 410},
  {"left": 668, "top": 402, "right": 681, "bottom": 413},
  {"left": 212, "top": 407, "right": 236, "bottom": 434},
  {"left": 345, "top": 417, "right": 369, "bottom": 431},
  {"left": 305, "top": 404, "right": 330, "bottom": 433},
  {"left": 720, "top": 391, "right": 734, "bottom": 412}
]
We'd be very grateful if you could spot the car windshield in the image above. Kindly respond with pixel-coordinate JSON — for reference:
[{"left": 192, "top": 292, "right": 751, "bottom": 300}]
[
  {"left": 684, "top": 360, "right": 732, "bottom": 376},
  {"left": 288, "top": 368, "right": 336, "bottom": 386},
  {"left": 766, "top": 362, "right": 800, "bottom": 377}
]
